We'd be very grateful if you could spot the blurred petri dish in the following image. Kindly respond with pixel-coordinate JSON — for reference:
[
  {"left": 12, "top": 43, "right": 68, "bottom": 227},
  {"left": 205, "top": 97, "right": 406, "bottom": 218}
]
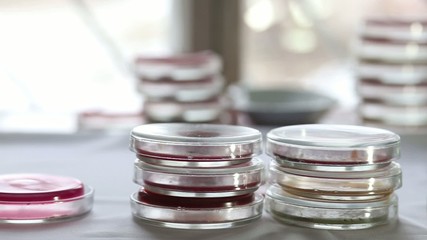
[
  {"left": 133, "top": 158, "right": 264, "bottom": 197},
  {"left": 269, "top": 161, "right": 402, "bottom": 201},
  {"left": 360, "top": 103, "right": 427, "bottom": 127},
  {"left": 0, "top": 174, "right": 94, "bottom": 223},
  {"left": 130, "top": 189, "right": 263, "bottom": 229},
  {"left": 265, "top": 184, "right": 398, "bottom": 230},
  {"left": 358, "top": 81, "right": 427, "bottom": 106},
  {"left": 134, "top": 51, "right": 222, "bottom": 82},
  {"left": 266, "top": 124, "right": 400, "bottom": 168},
  {"left": 143, "top": 98, "right": 225, "bottom": 123},
  {"left": 130, "top": 123, "right": 262, "bottom": 161},
  {"left": 137, "top": 75, "right": 224, "bottom": 102}
]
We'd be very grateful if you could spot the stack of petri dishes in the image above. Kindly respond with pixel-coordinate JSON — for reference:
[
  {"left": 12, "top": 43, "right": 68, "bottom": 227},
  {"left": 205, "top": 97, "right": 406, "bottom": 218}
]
[
  {"left": 134, "top": 51, "right": 230, "bottom": 124},
  {"left": 355, "top": 17, "right": 427, "bottom": 130},
  {"left": 129, "top": 123, "right": 265, "bottom": 229},
  {"left": 264, "top": 124, "right": 402, "bottom": 230}
]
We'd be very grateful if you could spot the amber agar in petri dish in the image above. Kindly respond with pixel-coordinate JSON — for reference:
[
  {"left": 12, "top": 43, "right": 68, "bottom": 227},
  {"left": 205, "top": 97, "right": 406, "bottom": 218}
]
[
  {"left": 133, "top": 158, "right": 264, "bottom": 197},
  {"left": 130, "top": 123, "right": 262, "bottom": 165},
  {"left": 269, "top": 161, "right": 402, "bottom": 201},
  {"left": 266, "top": 124, "right": 400, "bottom": 170},
  {"left": 130, "top": 188, "right": 263, "bottom": 229},
  {"left": 265, "top": 184, "right": 398, "bottom": 230},
  {"left": 0, "top": 173, "right": 94, "bottom": 223}
]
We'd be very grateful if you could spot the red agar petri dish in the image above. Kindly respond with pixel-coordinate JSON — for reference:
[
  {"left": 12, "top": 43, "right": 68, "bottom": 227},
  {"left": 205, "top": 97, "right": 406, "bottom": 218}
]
[
  {"left": 130, "top": 188, "right": 263, "bottom": 229},
  {"left": 133, "top": 158, "right": 264, "bottom": 197},
  {"left": 130, "top": 123, "right": 262, "bottom": 166},
  {"left": 0, "top": 174, "right": 94, "bottom": 223}
]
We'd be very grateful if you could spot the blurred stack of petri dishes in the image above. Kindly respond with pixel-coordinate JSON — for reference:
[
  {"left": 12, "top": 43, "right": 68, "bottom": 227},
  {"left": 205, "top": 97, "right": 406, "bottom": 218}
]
[
  {"left": 355, "top": 17, "right": 427, "bottom": 131},
  {"left": 134, "top": 51, "right": 230, "bottom": 124},
  {"left": 264, "top": 124, "right": 402, "bottom": 230},
  {"left": 128, "top": 123, "right": 264, "bottom": 229}
]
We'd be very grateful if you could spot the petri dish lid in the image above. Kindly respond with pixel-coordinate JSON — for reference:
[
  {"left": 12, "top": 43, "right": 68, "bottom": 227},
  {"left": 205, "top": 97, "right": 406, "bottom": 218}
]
[
  {"left": 0, "top": 174, "right": 94, "bottom": 223},
  {"left": 267, "top": 124, "right": 400, "bottom": 165},
  {"left": 130, "top": 123, "right": 262, "bottom": 160}
]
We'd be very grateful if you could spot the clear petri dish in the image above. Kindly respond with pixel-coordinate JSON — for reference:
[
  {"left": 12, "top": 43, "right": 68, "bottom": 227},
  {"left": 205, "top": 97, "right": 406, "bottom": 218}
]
[
  {"left": 137, "top": 75, "right": 224, "bottom": 102},
  {"left": 134, "top": 51, "right": 222, "bottom": 82},
  {"left": 130, "top": 189, "right": 263, "bottom": 229},
  {"left": 269, "top": 162, "right": 402, "bottom": 201},
  {"left": 143, "top": 98, "right": 225, "bottom": 123},
  {"left": 265, "top": 184, "right": 398, "bottom": 230},
  {"left": 130, "top": 123, "right": 262, "bottom": 161},
  {"left": 266, "top": 124, "right": 400, "bottom": 169},
  {"left": 356, "top": 63, "right": 427, "bottom": 86},
  {"left": 358, "top": 81, "right": 427, "bottom": 107},
  {"left": 133, "top": 158, "right": 264, "bottom": 197},
  {"left": 360, "top": 103, "right": 427, "bottom": 127},
  {"left": 0, "top": 174, "right": 94, "bottom": 223}
]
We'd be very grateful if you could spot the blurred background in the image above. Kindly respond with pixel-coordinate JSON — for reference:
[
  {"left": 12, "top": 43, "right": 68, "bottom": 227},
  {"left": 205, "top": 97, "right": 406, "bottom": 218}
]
[{"left": 1, "top": 0, "right": 427, "bottom": 133}]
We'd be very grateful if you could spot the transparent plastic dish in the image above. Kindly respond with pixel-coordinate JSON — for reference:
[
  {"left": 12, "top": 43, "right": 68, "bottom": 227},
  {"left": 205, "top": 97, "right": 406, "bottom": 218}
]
[
  {"left": 360, "top": 103, "right": 427, "bottom": 127},
  {"left": 130, "top": 123, "right": 262, "bottom": 161},
  {"left": 0, "top": 174, "right": 94, "bottom": 223},
  {"left": 130, "top": 189, "right": 263, "bottom": 229},
  {"left": 269, "top": 162, "right": 402, "bottom": 201},
  {"left": 134, "top": 51, "right": 222, "bottom": 82},
  {"left": 358, "top": 81, "right": 427, "bottom": 106},
  {"left": 137, "top": 75, "right": 224, "bottom": 102},
  {"left": 356, "top": 62, "right": 427, "bottom": 86},
  {"left": 265, "top": 184, "right": 398, "bottom": 230},
  {"left": 266, "top": 124, "right": 400, "bottom": 169},
  {"left": 133, "top": 158, "right": 264, "bottom": 197},
  {"left": 143, "top": 98, "right": 225, "bottom": 123}
]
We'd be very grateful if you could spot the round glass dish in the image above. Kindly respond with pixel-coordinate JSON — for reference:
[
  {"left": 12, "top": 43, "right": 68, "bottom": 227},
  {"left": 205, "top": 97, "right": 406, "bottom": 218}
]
[
  {"left": 133, "top": 158, "right": 264, "bottom": 197},
  {"left": 130, "top": 189, "right": 263, "bottom": 229},
  {"left": 265, "top": 184, "right": 398, "bottom": 230},
  {"left": 134, "top": 51, "right": 222, "bottom": 82},
  {"left": 130, "top": 123, "right": 262, "bottom": 161},
  {"left": 269, "top": 162, "right": 402, "bottom": 201},
  {"left": 360, "top": 103, "right": 427, "bottom": 127},
  {"left": 358, "top": 81, "right": 427, "bottom": 107},
  {"left": 137, "top": 75, "right": 224, "bottom": 102},
  {"left": 0, "top": 174, "right": 94, "bottom": 223},
  {"left": 143, "top": 98, "right": 225, "bottom": 123},
  {"left": 266, "top": 124, "right": 400, "bottom": 169}
]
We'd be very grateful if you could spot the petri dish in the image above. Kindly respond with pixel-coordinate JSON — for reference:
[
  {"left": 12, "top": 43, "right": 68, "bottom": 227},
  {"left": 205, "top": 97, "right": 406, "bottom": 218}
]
[
  {"left": 265, "top": 184, "right": 398, "bottom": 230},
  {"left": 130, "top": 123, "right": 262, "bottom": 162},
  {"left": 269, "top": 161, "right": 402, "bottom": 201},
  {"left": 360, "top": 103, "right": 427, "bottom": 127},
  {"left": 133, "top": 158, "right": 264, "bottom": 197},
  {"left": 134, "top": 51, "right": 222, "bottom": 82},
  {"left": 143, "top": 98, "right": 225, "bottom": 123},
  {"left": 358, "top": 81, "right": 427, "bottom": 107},
  {"left": 266, "top": 124, "right": 400, "bottom": 169},
  {"left": 137, "top": 75, "right": 224, "bottom": 102},
  {"left": 130, "top": 189, "right": 263, "bottom": 229},
  {"left": 0, "top": 173, "right": 94, "bottom": 223}
]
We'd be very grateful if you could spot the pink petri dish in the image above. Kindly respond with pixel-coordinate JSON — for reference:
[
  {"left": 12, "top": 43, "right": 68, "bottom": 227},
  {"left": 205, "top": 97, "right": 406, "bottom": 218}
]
[
  {"left": 0, "top": 174, "right": 94, "bottom": 223},
  {"left": 266, "top": 124, "right": 400, "bottom": 171},
  {"left": 130, "top": 123, "right": 262, "bottom": 167},
  {"left": 130, "top": 188, "right": 263, "bottom": 229},
  {"left": 133, "top": 158, "right": 264, "bottom": 197}
]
